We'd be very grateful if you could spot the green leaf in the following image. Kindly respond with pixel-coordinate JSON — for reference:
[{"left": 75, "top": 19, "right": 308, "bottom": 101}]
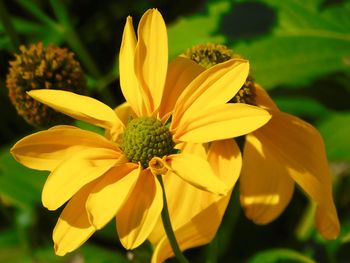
[
  {"left": 231, "top": 0, "right": 350, "bottom": 89},
  {"left": 0, "top": 146, "right": 46, "bottom": 209},
  {"left": 167, "top": 0, "right": 229, "bottom": 58},
  {"left": 248, "top": 248, "right": 316, "bottom": 263},
  {"left": 14, "top": 0, "right": 61, "bottom": 32},
  {"left": 0, "top": 230, "right": 29, "bottom": 263},
  {"left": 75, "top": 120, "right": 104, "bottom": 135},
  {"left": 273, "top": 96, "right": 330, "bottom": 120},
  {"left": 317, "top": 112, "right": 350, "bottom": 162}
]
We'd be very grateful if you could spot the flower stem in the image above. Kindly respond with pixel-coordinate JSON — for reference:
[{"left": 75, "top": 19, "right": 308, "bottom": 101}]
[{"left": 157, "top": 175, "right": 190, "bottom": 263}]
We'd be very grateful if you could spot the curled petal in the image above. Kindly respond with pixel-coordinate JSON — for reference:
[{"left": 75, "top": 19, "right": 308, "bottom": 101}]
[
  {"left": 117, "top": 169, "right": 163, "bottom": 249},
  {"left": 42, "top": 147, "right": 123, "bottom": 211},
  {"left": 53, "top": 181, "right": 96, "bottom": 256},
  {"left": 114, "top": 102, "right": 137, "bottom": 126},
  {"left": 11, "top": 125, "right": 117, "bottom": 171},
  {"left": 240, "top": 133, "right": 295, "bottom": 224},
  {"left": 173, "top": 103, "right": 271, "bottom": 143},
  {"left": 28, "top": 90, "right": 123, "bottom": 130},
  {"left": 242, "top": 111, "right": 340, "bottom": 239},
  {"left": 253, "top": 84, "right": 279, "bottom": 111}
]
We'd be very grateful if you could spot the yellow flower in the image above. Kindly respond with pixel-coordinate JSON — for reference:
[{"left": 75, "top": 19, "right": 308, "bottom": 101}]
[
  {"left": 239, "top": 84, "right": 340, "bottom": 240},
  {"left": 148, "top": 141, "right": 241, "bottom": 263},
  {"left": 11, "top": 10, "right": 271, "bottom": 256},
  {"left": 150, "top": 43, "right": 340, "bottom": 262}
]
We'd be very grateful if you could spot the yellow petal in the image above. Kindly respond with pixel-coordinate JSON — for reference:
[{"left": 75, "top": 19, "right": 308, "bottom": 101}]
[
  {"left": 117, "top": 169, "right": 163, "bottom": 249},
  {"left": 173, "top": 103, "right": 271, "bottom": 143},
  {"left": 158, "top": 57, "right": 205, "bottom": 119},
  {"left": 28, "top": 90, "right": 123, "bottom": 130},
  {"left": 119, "top": 17, "right": 146, "bottom": 117},
  {"left": 42, "top": 147, "right": 122, "bottom": 211},
  {"left": 244, "top": 111, "right": 340, "bottom": 239},
  {"left": 11, "top": 125, "right": 117, "bottom": 171},
  {"left": 86, "top": 163, "right": 140, "bottom": 229},
  {"left": 207, "top": 139, "right": 241, "bottom": 189},
  {"left": 172, "top": 59, "right": 249, "bottom": 128},
  {"left": 253, "top": 84, "right": 279, "bottom": 111},
  {"left": 166, "top": 153, "right": 229, "bottom": 195},
  {"left": 151, "top": 197, "right": 229, "bottom": 263},
  {"left": 114, "top": 102, "right": 137, "bottom": 126},
  {"left": 149, "top": 140, "right": 241, "bottom": 245},
  {"left": 53, "top": 181, "right": 96, "bottom": 256},
  {"left": 135, "top": 9, "right": 168, "bottom": 113},
  {"left": 240, "top": 133, "right": 295, "bottom": 224}
]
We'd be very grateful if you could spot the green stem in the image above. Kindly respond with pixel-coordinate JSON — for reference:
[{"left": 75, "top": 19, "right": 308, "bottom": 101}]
[
  {"left": 48, "top": 0, "right": 116, "bottom": 106},
  {"left": 15, "top": 0, "right": 60, "bottom": 31},
  {"left": 205, "top": 188, "right": 240, "bottom": 262},
  {"left": 295, "top": 200, "right": 316, "bottom": 241},
  {"left": 157, "top": 175, "right": 190, "bottom": 263},
  {"left": 0, "top": 0, "right": 20, "bottom": 51},
  {"left": 49, "top": 0, "right": 101, "bottom": 79}
]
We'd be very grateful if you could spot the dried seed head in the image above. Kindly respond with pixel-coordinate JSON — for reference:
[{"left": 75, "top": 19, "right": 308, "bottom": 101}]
[{"left": 6, "top": 42, "right": 88, "bottom": 127}]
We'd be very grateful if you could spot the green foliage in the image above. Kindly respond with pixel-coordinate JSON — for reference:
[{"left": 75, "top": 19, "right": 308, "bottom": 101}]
[
  {"left": 233, "top": 0, "right": 350, "bottom": 89},
  {"left": 167, "top": 0, "right": 350, "bottom": 89},
  {"left": 248, "top": 248, "right": 316, "bottom": 263},
  {"left": 168, "top": 0, "right": 228, "bottom": 58},
  {"left": 0, "top": 147, "right": 45, "bottom": 209},
  {"left": 274, "top": 96, "right": 330, "bottom": 120},
  {"left": 318, "top": 112, "right": 350, "bottom": 162}
]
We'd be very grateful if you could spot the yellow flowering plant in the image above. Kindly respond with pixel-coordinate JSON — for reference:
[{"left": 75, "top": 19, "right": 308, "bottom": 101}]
[
  {"left": 148, "top": 44, "right": 340, "bottom": 262},
  {"left": 10, "top": 9, "right": 271, "bottom": 261}
]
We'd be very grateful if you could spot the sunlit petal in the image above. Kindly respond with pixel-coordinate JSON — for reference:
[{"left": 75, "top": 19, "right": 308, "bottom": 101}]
[
  {"left": 172, "top": 59, "right": 249, "bottom": 128},
  {"left": 254, "top": 84, "right": 279, "bottom": 111},
  {"left": 42, "top": 147, "right": 122, "bottom": 211},
  {"left": 114, "top": 102, "right": 137, "bottom": 126},
  {"left": 11, "top": 125, "right": 117, "bottom": 171},
  {"left": 119, "top": 17, "right": 146, "bottom": 116},
  {"left": 135, "top": 9, "right": 168, "bottom": 113},
  {"left": 28, "top": 90, "right": 122, "bottom": 130},
  {"left": 151, "top": 197, "right": 229, "bottom": 263},
  {"left": 149, "top": 140, "right": 241, "bottom": 245},
  {"left": 53, "top": 181, "right": 96, "bottom": 256},
  {"left": 166, "top": 153, "right": 229, "bottom": 195},
  {"left": 159, "top": 57, "right": 205, "bottom": 119},
  {"left": 244, "top": 112, "right": 340, "bottom": 239},
  {"left": 240, "top": 133, "right": 295, "bottom": 224},
  {"left": 117, "top": 169, "right": 163, "bottom": 249},
  {"left": 207, "top": 139, "right": 241, "bottom": 189},
  {"left": 173, "top": 103, "right": 271, "bottom": 143},
  {"left": 86, "top": 163, "right": 140, "bottom": 229}
]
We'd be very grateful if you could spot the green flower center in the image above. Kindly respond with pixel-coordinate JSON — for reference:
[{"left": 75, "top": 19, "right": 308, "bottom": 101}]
[
  {"left": 121, "top": 117, "right": 175, "bottom": 168},
  {"left": 184, "top": 43, "right": 256, "bottom": 105}
]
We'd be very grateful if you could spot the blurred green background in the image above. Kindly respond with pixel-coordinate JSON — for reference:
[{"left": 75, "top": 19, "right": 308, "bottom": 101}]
[{"left": 0, "top": 0, "right": 349, "bottom": 262}]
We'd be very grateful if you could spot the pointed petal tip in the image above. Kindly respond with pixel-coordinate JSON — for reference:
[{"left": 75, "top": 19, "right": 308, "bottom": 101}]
[
  {"left": 54, "top": 244, "right": 63, "bottom": 256},
  {"left": 54, "top": 243, "right": 66, "bottom": 257},
  {"left": 42, "top": 197, "right": 60, "bottom": 211}
]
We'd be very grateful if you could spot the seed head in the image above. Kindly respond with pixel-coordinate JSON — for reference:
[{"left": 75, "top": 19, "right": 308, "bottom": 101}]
[
  {"left": 184, "top": 43, "right": 256, "bottom": 104},
  {"left": 6, "top": 42, "right": 88, "bottom": 127}
]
